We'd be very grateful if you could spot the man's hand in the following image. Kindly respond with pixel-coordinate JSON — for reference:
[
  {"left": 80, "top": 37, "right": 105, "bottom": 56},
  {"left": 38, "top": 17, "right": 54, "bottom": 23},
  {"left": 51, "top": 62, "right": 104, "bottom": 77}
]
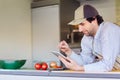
[
  {"left": 58, "top": 56, "right": 84, "bottom": 71},
  {"left": 58, "top": 40, "right": 72, "bottom": 56}
]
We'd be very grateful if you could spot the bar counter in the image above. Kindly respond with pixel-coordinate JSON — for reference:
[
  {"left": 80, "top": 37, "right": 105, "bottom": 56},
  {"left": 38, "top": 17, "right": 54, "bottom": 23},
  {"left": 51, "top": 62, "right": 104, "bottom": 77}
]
[{"left": 0, "top": 69, "right": 120, "bottom": 80}]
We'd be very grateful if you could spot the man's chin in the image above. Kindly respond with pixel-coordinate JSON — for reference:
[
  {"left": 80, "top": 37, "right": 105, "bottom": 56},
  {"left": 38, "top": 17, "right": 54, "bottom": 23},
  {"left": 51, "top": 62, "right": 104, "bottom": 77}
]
[
  {"left": 84, "top": 34, "right": 90, "bottom": 36},
  {"left": 84, "top": 33, "right": 93, "bottom": 37}
]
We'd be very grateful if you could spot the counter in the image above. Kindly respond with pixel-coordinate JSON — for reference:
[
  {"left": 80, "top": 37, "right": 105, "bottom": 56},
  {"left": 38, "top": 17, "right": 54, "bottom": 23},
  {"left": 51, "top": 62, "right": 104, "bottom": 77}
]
[{"left": 0, "top": 69, "right": 120, "bottom": 80}]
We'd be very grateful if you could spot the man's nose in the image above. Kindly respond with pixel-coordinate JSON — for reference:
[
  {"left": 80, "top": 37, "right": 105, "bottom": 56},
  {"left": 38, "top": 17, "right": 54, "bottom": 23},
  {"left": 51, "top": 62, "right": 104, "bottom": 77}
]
[{"left": 78, "top": 26, "right": 83, "bottom": 32}]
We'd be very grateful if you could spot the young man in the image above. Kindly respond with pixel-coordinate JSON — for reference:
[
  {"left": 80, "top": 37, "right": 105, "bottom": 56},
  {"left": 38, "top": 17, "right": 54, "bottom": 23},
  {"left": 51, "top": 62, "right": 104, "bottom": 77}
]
[{"left": 58, "top": 4, "right": 120, "bottom": 72}]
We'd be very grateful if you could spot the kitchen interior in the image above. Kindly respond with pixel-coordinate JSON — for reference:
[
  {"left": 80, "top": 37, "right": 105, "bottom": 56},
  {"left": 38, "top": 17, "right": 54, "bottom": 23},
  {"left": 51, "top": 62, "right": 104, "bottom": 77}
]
[{"left": 0, "top": 0, "right": 120, "bottom": 80}]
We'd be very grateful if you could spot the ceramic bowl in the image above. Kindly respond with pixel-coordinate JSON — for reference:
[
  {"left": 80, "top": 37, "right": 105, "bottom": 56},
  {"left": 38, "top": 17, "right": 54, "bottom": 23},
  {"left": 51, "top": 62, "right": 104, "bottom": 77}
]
[{"left": 0, "top": 59, "right": 26, "bottom": 69}]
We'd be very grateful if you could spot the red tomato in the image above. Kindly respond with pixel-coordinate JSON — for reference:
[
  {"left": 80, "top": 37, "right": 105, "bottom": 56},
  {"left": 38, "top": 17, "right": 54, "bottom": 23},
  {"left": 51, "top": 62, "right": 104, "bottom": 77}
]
[
  {"left": 34, "top": 63, "right": 41, "bottom": 70},
  {"left": 41, "top": 62, "right": 48, "bottom": 70}
]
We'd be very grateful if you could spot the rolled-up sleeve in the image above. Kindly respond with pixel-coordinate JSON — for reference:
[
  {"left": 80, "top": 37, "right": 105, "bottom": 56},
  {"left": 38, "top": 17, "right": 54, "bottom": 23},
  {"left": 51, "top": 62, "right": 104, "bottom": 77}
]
[{"left": 70, "top": 36, "right": 95, "bottom": 66}]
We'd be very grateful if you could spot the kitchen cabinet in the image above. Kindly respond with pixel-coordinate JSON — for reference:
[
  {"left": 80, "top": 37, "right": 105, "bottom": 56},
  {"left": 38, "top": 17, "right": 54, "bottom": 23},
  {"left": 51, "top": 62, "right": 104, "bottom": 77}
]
[{"left": 31, "top": 0, "right": 79, "bottom": 65}]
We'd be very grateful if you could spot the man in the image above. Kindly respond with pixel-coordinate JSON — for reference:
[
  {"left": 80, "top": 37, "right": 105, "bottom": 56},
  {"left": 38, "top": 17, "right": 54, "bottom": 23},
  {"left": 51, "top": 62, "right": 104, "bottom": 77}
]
[{"left": 58, "top": 4, "right": 120, "bottom": 72}]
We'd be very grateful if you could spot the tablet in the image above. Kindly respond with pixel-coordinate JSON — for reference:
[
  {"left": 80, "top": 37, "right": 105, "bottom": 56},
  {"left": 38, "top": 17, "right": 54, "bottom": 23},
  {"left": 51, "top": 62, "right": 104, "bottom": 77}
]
[{"left": 51, "top": 51, "right": 70, "bottom": 63}]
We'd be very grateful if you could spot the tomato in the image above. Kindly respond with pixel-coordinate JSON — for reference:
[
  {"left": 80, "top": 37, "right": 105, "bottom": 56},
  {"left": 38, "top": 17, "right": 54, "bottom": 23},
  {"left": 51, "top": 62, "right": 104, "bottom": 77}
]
[
  {"left": 41, "top": 62, "right": 48, "bottom": 70},
  {"left": 34, "top": 63, "right": 41, "bottom": 70}
]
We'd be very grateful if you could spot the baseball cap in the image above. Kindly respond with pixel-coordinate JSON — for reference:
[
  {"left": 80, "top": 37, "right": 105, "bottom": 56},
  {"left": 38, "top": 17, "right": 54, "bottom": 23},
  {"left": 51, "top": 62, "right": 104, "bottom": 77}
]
[{"left": 68, "top": 4, "right": 99, "bottom": 25}]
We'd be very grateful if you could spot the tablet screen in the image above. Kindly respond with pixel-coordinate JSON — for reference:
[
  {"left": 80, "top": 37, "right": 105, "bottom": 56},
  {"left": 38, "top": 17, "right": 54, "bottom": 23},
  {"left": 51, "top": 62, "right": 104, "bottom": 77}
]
[{"left": 51, "top": 51, "right": 70, "bottom": 62}]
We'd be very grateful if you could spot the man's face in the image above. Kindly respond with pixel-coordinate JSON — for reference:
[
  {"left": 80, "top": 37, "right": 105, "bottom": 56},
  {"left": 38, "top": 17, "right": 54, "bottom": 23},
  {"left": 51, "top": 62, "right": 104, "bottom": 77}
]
[{"left": 78, "top": 20, "right": 95, "bottom": 36}]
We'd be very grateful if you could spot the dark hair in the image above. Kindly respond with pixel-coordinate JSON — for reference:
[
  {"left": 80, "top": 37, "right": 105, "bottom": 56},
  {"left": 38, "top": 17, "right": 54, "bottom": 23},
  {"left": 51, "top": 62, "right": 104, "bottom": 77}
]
[{"left": 86, "top": 15, "right": 104, "bottom": 25}]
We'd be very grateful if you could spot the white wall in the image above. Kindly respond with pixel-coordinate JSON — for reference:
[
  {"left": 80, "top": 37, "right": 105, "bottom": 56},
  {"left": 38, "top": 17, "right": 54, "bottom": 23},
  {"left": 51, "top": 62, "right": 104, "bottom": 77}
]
[
  {"left": 0, "top": 0, "right": 32, "bottom": 68},
  {"left": 81, "top": 0, "right": 116, "bottom": 23}
]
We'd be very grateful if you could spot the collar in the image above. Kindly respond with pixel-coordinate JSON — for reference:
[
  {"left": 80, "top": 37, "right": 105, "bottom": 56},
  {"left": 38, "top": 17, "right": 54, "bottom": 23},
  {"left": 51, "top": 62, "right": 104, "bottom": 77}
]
[{"left": 94, "top": 22, "right": 104, "bottom": 40}]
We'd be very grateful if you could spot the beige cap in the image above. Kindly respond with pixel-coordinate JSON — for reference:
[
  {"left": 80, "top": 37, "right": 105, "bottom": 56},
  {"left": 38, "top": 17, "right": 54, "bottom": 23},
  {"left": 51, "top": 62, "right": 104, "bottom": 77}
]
[{"left": 68, "top": 4, "right": 99, "bottom": 25}]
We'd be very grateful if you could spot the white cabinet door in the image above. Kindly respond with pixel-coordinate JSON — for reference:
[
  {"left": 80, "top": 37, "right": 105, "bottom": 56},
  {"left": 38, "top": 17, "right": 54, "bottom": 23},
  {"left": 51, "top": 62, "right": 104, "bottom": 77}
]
[{"left": 32, "top": 5, "right": 60, "bottom": 65}]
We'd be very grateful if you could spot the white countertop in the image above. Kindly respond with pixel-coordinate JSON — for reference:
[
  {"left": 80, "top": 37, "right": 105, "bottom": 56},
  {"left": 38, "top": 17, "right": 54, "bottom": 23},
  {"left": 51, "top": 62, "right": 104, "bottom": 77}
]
[{"left": 0, "top": 69, "right": 120, "bottom": 79}]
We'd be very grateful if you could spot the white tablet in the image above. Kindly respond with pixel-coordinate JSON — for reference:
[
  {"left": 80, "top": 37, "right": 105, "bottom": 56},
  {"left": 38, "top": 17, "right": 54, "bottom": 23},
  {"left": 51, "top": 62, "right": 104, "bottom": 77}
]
[{"left": 51, "top": 51, "right": 70, "bottom": 63}]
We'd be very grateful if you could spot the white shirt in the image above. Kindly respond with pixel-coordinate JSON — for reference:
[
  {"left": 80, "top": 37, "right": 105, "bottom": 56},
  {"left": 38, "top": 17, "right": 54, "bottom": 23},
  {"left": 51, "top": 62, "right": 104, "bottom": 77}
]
[{"left": 70, "top": 22, "right": 120, "bottom": 72}]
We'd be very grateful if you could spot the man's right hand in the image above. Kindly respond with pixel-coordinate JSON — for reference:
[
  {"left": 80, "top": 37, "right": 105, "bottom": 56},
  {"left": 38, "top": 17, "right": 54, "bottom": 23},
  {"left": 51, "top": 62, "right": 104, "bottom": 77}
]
[{"left": 58, "top": 40, "right": 72, "bottom": 56}]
